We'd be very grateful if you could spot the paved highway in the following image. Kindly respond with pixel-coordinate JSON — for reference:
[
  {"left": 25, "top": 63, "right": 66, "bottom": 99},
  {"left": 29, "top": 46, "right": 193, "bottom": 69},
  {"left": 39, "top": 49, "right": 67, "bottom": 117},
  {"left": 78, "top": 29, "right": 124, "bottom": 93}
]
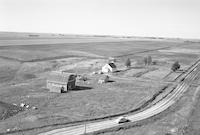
[{"left": 39, "top": 61, "right": 200, "bottom": 135}]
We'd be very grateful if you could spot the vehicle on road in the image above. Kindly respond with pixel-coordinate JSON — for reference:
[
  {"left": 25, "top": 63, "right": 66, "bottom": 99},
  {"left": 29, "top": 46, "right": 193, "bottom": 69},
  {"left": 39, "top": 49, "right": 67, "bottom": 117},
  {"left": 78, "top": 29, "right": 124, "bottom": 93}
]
[{"left": 115, "top": 116, "right": 130, "bottom": 124}]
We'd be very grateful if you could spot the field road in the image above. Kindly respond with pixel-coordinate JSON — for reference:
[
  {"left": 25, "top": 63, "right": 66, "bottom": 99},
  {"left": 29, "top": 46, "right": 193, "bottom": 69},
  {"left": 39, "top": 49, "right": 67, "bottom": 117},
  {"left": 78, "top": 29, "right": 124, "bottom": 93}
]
[{"left": 39, "top": 59, "right": 200, "bottom": 135}]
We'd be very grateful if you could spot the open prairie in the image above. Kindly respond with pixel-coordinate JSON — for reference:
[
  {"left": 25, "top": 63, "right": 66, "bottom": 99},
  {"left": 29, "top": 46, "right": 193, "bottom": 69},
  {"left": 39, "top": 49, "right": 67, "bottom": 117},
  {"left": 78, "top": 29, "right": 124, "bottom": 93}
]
[{"left": 0, "top": 32, "right": 200, "bottom": 134}]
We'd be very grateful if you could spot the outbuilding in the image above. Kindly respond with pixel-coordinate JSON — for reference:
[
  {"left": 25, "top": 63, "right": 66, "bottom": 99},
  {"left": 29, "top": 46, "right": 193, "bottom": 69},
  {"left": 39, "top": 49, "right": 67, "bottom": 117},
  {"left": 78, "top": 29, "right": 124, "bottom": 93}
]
[
  {"left": 102, "top": 63, "right": 117, "bottom": 73},
  {"left": 47, "top": 71, "right": 76, "bottom": 93},
  {"left": 98, "top": 75, "right": 110, "bottom": 84}
]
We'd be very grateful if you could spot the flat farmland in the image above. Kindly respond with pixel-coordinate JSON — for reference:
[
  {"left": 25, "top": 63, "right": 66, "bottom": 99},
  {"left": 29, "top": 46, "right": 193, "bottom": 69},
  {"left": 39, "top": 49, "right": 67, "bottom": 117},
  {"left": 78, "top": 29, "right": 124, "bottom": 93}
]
[
  {"left": 0, "top": 32, "right": 132, "bottom": 45},
  {"left": 0, "top": 40, "right": 184, "bottom": 62},
  {"left": 0, "top": 32, "right": 200, "bottom": 134}
]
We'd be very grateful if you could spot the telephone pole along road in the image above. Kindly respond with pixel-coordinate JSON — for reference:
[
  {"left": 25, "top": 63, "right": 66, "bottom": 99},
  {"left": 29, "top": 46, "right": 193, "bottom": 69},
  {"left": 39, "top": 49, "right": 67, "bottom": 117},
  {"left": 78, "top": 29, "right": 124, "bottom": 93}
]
[{"left": 39, "top": 59, "right": 200, "bottom": 135}]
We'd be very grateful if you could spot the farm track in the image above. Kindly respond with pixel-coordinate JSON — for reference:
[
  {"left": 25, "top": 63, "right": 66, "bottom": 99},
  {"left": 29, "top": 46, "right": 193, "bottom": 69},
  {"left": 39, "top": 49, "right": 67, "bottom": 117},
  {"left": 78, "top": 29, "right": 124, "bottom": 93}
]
[
  {"left": 36, "top": 58, "right": 200, "bottom": 135},
  {"left": 0, "top": 55, "right": 103, "bottom": 63},
  {"left": 0, "top": 56, "right": 22, "bottom": 62},
  {"left": 115, "top": 46, "right": 170, "bottom": 58}
]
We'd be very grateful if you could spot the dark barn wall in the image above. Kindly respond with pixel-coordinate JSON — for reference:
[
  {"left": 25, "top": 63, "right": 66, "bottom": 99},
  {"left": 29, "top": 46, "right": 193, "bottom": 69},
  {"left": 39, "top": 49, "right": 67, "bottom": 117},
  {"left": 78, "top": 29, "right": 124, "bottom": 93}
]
[{"left": 47, "top": 81, "right": 67, "bottom": 93}]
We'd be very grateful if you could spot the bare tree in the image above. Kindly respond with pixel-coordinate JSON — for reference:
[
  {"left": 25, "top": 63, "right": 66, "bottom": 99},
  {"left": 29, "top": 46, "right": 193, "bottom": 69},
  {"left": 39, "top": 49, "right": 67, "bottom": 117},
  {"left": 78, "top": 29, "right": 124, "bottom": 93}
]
[
  {"left": 144, "top": 57, "right": 147, "bottom": 65},
  {"left": 125, "top": 58, "right": 131, "bottom": 68},
  {"left": 147, "top": 56, "right": 152, "bottom": 65},
  {"left": 144, "top": 56, "right": 152, "bottom": 66}
]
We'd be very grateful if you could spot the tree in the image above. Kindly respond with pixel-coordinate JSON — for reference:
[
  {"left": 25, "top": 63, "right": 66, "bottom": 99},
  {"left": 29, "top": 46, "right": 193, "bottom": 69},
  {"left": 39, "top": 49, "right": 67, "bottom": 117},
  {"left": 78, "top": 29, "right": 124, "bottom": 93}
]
[
  {"left": 144, "top": 57, "right": 147, "bottom": 66},
  {"left": 171, "top": 61, "right": 180, "bottom": 72},
  {"left": 125, "top": 58, "right": 131, "bottom": 68},
  {"left": 147, "top": 56, "right": 152, "bottom": 65},
  {"left": 144, "top": 56, "right": 152, "bottom": 66}
]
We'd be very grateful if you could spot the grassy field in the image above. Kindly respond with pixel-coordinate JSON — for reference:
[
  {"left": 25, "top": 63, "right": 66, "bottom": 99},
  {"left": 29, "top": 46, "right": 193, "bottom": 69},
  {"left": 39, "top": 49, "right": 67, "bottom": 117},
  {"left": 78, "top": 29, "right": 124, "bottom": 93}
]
[
  {"left": 0, "top": 32, "right": 200, "bottom": 134},
  {"left": 0, "top": 40, "right": 181, "bottom": 62}
]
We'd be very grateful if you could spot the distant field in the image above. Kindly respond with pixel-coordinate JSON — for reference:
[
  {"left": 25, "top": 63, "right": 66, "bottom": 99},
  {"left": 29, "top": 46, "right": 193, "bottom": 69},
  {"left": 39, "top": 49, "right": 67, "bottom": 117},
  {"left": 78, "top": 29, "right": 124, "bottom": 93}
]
[
  {"left": 0, "top": 32, "right": 184, "bottom": 46},
  {"left": 0, "top": 32, "right": 187, "bottom": 62},
  {"left": 0, "top": 38, "right": 133, "bottom": 46},
  {"left": 0, "top": 40, "right": 185, "bottom": 62},
  {"left": 0, "top": 32, "right": 133, "bottom": 46}
]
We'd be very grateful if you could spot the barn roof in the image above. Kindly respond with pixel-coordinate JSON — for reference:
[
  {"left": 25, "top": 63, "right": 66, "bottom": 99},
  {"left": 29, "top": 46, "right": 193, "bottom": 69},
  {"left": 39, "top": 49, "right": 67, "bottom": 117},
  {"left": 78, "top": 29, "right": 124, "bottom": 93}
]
[
  {"left": 47, "top": 71, "right": 76, "bottom": 84},
  {"left": 108, "top": 63, "right": 116, "bottom": 68},
  {"left": 99, "top": 75, "right": 109, "bottom": 80}
]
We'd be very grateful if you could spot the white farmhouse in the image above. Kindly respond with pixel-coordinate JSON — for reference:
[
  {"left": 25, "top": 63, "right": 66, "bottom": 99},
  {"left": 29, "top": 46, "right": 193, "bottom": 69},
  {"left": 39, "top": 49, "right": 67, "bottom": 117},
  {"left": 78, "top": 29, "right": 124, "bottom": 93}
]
[{"left": 102, "top": 63, "right": 117, "bottom": 73}]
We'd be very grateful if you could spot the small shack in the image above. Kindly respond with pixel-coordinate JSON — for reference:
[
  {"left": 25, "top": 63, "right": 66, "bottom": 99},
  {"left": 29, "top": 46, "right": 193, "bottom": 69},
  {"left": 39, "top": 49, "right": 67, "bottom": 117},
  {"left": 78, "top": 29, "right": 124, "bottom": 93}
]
[
  {"left": 98, "top": 75, "right": 110, "bottom": 84},
  {"left": 102, "top": 63, "right": 117, "bottom": 73},
  {"left": 47, "top": 71, "right": 76, "bottom": 93}
]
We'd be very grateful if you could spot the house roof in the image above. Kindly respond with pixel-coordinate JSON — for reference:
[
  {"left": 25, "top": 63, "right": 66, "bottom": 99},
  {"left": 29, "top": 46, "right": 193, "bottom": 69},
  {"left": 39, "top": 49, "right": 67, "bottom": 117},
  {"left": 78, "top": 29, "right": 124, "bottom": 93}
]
[
  {"left": 47, "top": 71, "right": 76, "bottom": 84},
  {"left": 108, "top": 63, "right": 116, "bottom": 68}
]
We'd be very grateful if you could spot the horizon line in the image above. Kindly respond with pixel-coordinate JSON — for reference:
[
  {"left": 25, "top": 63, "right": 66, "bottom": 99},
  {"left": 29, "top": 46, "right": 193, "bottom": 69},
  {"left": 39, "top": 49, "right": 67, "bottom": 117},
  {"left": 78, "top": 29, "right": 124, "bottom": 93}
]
[{"left": 0, "top": 30, "right": 199, "bottom": 41}]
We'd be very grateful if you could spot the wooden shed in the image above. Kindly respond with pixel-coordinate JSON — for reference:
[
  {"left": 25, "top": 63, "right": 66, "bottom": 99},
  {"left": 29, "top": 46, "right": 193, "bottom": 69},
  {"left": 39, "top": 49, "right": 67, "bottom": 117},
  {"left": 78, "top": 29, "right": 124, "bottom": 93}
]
[{"left": 47, "top": 71, "right": 76, "bottom": 93}]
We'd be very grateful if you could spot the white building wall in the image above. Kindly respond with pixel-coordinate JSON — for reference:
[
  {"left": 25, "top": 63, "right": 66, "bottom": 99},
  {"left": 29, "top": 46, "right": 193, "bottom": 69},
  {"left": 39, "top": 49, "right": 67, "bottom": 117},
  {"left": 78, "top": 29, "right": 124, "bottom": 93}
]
[{"left": 102, "top": 64, "right": 115, "bottom": 73}]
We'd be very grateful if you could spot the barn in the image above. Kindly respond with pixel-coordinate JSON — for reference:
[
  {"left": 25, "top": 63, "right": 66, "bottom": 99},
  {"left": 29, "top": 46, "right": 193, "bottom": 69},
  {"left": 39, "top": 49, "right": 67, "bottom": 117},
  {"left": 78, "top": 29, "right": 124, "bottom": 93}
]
[
  {"left": 102, "top": 63, "right": 117, "bottom": 73},
  {"left": 47, "top": 71, "right": 76, "bottom": 93}
]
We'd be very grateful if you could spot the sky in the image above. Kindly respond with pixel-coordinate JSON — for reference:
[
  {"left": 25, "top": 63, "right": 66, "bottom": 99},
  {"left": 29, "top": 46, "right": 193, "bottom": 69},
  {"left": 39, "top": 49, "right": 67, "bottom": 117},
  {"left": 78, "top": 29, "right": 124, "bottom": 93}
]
[{"left": 0, "top": 0, "right": 200, "bottom": 39}]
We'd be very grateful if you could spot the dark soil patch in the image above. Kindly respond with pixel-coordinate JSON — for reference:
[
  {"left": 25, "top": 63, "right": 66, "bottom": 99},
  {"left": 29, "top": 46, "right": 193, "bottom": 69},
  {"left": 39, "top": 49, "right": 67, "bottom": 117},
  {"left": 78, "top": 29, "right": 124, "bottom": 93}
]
[
  {"left": 22, "top": 74, "right": 36, "bottom": 80},
  {"left": 15, "top": 73, "right": 36, "bottom": 81},
  {"left": 0, "top": 68, "right": 18, "bottom": 83},
  {"left": 0, "top": 101, "right": 22, "bottom": 120}
]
